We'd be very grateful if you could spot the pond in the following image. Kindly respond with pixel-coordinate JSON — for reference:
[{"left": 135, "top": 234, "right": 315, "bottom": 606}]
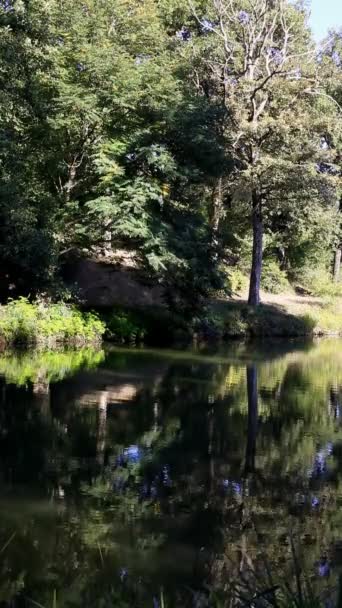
[{"left": 0, "top": 340, "right": 342, "bottom": 607}]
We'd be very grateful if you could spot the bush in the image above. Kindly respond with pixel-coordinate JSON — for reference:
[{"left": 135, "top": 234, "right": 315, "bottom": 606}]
[
  {"left": 261, "top": 259, "right": 290, "bottom": 294},
  {"left": 103, "top": 307, "right": 189, "bottom": 345},
  {"left": 0, "top": 298, "right": 105, "bottom": 346},
  {"left": 295, "top": 265, "right": 342, "bottom": 297},
  {"left": 104, "top": 310, "right": 146, "bottom": 343},
  {"left": 228, "top": 267, "right": 249, "bottom": 294},
  {"left": 222, "top": 309, "right": 248, "bottom": 337}
]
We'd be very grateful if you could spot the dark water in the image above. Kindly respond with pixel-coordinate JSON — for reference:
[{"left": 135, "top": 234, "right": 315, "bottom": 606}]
[{"left": 0, "top": 340, "right": 342, "bottom": 607}]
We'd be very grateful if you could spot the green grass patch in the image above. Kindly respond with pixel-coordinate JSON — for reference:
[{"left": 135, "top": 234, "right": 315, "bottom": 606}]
[{"left": 206, "top": 301, "right": 316, "bottom": 338}]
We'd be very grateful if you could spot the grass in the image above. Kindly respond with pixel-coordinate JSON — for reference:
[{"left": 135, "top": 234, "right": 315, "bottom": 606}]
[
  {"left": 209, "top": 291, "right": 342, "bottom": 339},
  {"left": 208, "top": 300, "right": 315, "bottom": 338}
]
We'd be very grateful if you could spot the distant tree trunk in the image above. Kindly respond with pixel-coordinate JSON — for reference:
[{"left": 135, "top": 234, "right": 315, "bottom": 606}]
[
  {"left": 245, "top": 364, "right": 258, "bottom": 474},
  {"left": 333, "top": 247, "right": 342, "bottom": 283},
  {"left": 248, "top": 191, "right": 263, "bottom": 306},
  {"left": 210, "top": 177, "right": 223, "bottom": 234},
  {"left": 102, "top": 219, "right": 113, "bottom": 257},
  {"left": 209, "top": 178, "right": 223, "bottom": 260}
]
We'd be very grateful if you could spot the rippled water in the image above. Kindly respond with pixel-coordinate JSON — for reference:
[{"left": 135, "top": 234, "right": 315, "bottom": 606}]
[{"left": 0, "top": 340, "right": 342, "bottom": 606}]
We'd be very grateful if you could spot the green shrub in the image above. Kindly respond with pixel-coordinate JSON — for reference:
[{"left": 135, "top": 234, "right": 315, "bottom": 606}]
[
  {"left": 104, "top": 310, "right": 146, "bottom": 343},
  {"left": 222, "top": 309, "right": 248, "bottom": 337},
  {"left": 295, "top": 265, "right": 342, "bottom": 297},
  {"left": 300, "top": 313, "right": 317, "bottom": 334},
  {"left": 228, "top": 267, "right": 249, "bottom": 294},
  {"left": 0, "top": 298, "right": 105, "bottom": 346},
  {"left": 102, "top": 306, "right": 189, "bottom": 345},
  {"left": 261, "top": 259, "right": 290, "bottom": 294}
]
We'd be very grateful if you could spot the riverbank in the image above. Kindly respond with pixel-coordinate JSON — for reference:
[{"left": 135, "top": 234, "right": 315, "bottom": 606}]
[
  {"left": 207, "top": 291, "right": 342, "bottom": 339},
  {"left": 98, "top": 291, "right": 342, "bottom": 344},
  {"left": 1, "top": 292, "right": 342, "bottom": 348}
]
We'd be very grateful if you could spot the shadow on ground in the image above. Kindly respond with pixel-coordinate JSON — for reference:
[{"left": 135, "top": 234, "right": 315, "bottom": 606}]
[{"left": 210, "top": 299, "right": 316, "bottom": 338}]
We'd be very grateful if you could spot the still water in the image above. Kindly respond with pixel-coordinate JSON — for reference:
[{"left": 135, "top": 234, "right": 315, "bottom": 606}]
[{"left": 0, "top": 340, "right": 342, "bottom": 606}]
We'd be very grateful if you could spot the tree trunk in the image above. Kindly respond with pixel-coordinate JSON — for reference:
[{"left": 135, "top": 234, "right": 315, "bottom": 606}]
[
  {"left": 210, "top": 177, "right": 223, "bottom": 235},
  {"left": 248, "top": 191, "right": 263, "bottom": 306},
  {"left": 102, "top": 219, "right": 113, "bottom": 258},
  {"left": 245, "top": 364, "right": 258, "bottom": 474},
  {"left": 209, "top": 178, "right": 223, "bottom": 261},
  {"left": 334, "top": 248, "right": 342, "bottom": 283}
]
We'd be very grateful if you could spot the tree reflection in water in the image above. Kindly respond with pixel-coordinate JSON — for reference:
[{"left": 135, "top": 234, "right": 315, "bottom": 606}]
[{"left": 0, "top": 340, "right": 342, "bottom": 606}]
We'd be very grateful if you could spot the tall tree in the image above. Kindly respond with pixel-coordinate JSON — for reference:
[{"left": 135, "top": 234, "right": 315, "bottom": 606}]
[
  {"left": 319, "top": 29, "right": 342, "bottom": 281},
  {"left": 0, "top": 0, "right": 227, "bottom": 307},
  {"left": 187, "top": 0, "right": 339, "bottom": 304}
]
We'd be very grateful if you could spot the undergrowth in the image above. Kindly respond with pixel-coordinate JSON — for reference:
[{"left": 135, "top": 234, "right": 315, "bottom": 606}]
[{"left": 0, "top": 298, "right": 105, "bottom": 346}]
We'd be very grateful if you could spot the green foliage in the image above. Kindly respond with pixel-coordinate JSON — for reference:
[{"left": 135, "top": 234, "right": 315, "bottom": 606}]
[
  {"left": 222, "top": 309, "right": 249, "bottom": 337},
  {"left": 0, "top": 0, "right": 340, "bottom": 315},
  {"left": 261, "top": 259, "right": 291, "bottom": 294},
  {"left": 1, "top": 340, "right": 342, "bottom": 605},
  {"left": 207, "top": 301, "right": 318, "bottom": 338},
  {"left": 102, "top": 306, "right": 188, "bottom": 345},
  {"left": 296, "top": 264, "right": 342, "bottom": 297},
  {"left": 0, "top": 348, "right": 104, "bottom": 386},
  {"left": 0, "top": 298, "right": 105, "bottom": 346},
  {"left": 227, "top": 267, "right": 249, "bottom": 294},
  {"left": 303, "top": 300, "right": 342, "bottom": 335},
  {"left": 104, "top": 310, "right": 146, "bottom": 344}
]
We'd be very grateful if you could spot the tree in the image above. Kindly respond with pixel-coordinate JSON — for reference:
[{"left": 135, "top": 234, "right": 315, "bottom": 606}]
[
  {"left": 0, "top": 0, "right": 227, "bottom": 308},
  {"left": 0, "top": 0, "right": 341, "bottom": 313},
  {"left": 318, "top": 29, "right": 342, "bottom": 281},
  {"left": 187, "top": 0, "right": 339, "bottom": 304},
  {"left": 0, "top": 0, "right": 58, "bottom": 293}
]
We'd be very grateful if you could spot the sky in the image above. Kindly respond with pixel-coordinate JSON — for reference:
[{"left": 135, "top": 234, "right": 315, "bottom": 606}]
[{"left": 309, "top": 0, "right": 342, "bottom": 41}]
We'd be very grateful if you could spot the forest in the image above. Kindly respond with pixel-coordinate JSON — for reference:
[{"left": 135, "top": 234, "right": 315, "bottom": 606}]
[{"left": 0, "top": 0, "right": 341, "bottom": 342}]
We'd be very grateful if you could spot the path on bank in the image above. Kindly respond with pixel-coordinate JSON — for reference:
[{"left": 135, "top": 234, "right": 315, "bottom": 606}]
[{"left": 211, "top": 289, "right": 342, "bottom": 337}]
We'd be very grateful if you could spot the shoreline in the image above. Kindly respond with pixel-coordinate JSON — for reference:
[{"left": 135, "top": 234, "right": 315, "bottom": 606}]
[{"left": 1, "top": 293, "right": 342, "bottom": 349}]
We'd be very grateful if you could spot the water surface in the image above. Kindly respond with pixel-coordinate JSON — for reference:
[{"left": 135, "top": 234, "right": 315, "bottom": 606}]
[{"left": 0, "top": 340, "right": 342, "bottom": 606}]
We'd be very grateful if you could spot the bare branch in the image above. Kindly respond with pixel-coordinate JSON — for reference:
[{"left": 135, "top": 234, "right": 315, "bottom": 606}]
[{"left": 305, "top": 89, "right": 342, "bottom": 112}]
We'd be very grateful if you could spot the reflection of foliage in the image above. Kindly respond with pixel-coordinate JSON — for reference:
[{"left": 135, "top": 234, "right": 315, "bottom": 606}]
[
  {"left": 211, "top": 537, "right": 338, "bottom": 608},
  {"left": 0, "top": 340, "right": 342, "bottom": 607},
  {"left": 0, "top": 347, "right": 105, "bottom": 385},
  {"left": 82, "top": 419, "right": 180, "bottom": 554}
]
